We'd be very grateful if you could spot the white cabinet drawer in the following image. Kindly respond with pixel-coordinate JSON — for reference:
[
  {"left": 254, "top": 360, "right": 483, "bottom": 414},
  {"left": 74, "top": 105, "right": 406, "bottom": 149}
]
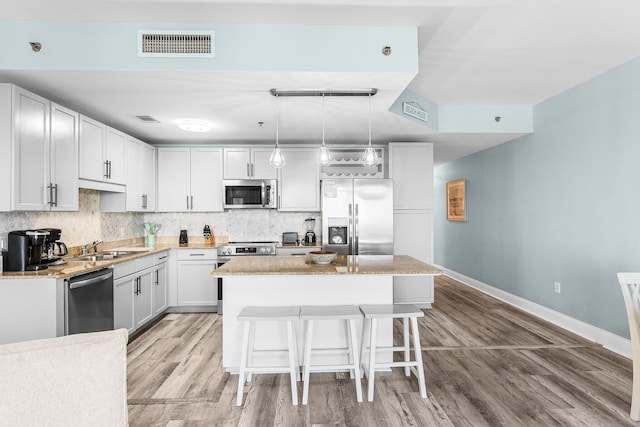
[
  {"left": 276, "top": 246, "right": 321, "bottom": 256},
  {"left": 113, "top": 259, "right": 138, "bottom": 279},
  {"left": 176, "top": 249, "right": 217, "bottom": 261},
  {"left": 154, "top": 251, "right": 169, "bottom": 264}
]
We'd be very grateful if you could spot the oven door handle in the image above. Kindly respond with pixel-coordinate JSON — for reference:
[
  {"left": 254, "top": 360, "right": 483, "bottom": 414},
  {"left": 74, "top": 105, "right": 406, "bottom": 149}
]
[{"left": 69, "top": 271, "right": 113, "bottom": 289}]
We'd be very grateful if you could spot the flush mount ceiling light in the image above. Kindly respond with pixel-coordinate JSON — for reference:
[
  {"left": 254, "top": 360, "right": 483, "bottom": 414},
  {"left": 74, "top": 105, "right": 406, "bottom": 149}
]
[
  {"left": 269, "top": 94, "right": 285, "bottom": 169},
  {"left": 178, "top": 120, "right": 211, "bottom": 133}
]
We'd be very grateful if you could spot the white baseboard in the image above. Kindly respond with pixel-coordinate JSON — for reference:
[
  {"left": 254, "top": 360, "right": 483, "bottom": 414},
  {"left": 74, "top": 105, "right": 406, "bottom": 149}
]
[{"left": 435, "top": 265, "right": 632, "bottom": 359}]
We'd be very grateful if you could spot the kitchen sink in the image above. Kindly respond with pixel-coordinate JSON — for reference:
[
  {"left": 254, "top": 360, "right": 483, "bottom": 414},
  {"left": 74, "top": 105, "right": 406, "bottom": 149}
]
[{"left": 67, "top": 250, "right": 142, "bottom": 262}]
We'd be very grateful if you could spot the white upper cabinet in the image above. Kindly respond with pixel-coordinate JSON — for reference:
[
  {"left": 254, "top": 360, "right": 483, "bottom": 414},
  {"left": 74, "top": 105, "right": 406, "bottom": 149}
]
[
  {"left": 223, "top": 147, "right": 277, "bottom": 180},
  {"left": 0, "top": 84, "right": 78, "bottom": 212},
  {"left": 157, "top": 148, "right": 190, "bottom": 212},
  {"left": 125, "top": 137, "right": 156, "bottom": 212},
  {"left": 140, "top": 142, "right": 157, "bottom": 210},
  {"left": 157, "top": 147, "right": 223, "bottom": 212},
  {"left": 105, "top": 128, "right": 127, "bottom": 185},
  {"left": 388, "top": 143, "right": 434, "bottom": 210},
  {"left": 190, "top": 147, "right": 223, "bottom": 212},
  {"left": 12, "top": 87, "right": 49, "bottom": 211},
  {"left": 278, "top": 148, "right": 320, "bottom": 212},
  {"left": 49, "top": 103, "right": 79, "bottom": 211},
  {"left": 79, "top": 116, "right": 126, "bottom": 186},
  {"left": 78, "top": 115, "right": 105, "bottom": 182}
]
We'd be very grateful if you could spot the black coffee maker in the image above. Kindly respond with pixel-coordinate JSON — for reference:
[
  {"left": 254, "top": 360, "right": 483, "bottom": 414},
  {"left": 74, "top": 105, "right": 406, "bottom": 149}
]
[{"left": 7, "top": 229, "right": 50, "bottom": 271}]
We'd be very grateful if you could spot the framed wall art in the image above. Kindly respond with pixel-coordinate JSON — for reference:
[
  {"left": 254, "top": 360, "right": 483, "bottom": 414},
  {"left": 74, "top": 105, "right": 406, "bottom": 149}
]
[{"left": 446, "top": 179, "right": 466, "bottom": 221}]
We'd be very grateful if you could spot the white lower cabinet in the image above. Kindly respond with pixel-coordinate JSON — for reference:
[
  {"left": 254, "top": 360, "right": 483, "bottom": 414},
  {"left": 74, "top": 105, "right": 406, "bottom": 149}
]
[
  {"left": 113, "top": 252, "right": 168, "bottom": 335},
  {"left": 176, "top": 249, "right": 217, "bottom": 307},
  {"left": 114, "top": 273, "right": 135, "bottom": 333},
  {"left": 134, "top": 269, "right": 154, "bottom": 327},
  {"left": 393, "top": 210, "right": 434, "bottom": 307},
  {"left": 154, "top": 252, "right": 169, "bottom": 314}
]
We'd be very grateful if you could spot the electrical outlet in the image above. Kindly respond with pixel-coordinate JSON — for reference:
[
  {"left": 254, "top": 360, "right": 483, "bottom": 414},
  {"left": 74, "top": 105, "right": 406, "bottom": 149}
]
[
  {"left": 120, "top": 227, "right": 125, "bottom": 238},
  {"left": 554, "top": 281, "right": 561, "bottom": 294}
]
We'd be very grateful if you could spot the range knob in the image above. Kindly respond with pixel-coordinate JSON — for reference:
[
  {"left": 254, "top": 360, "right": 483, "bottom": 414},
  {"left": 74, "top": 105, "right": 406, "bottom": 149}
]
[{"left": 260, "top": 247, "right": 267, "bottom": 254}]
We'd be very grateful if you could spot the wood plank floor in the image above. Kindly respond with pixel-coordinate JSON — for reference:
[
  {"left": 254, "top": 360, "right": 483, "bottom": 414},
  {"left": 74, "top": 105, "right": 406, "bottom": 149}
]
[{"left": 126, "top": 276, "right": 637, "bottom": 426}]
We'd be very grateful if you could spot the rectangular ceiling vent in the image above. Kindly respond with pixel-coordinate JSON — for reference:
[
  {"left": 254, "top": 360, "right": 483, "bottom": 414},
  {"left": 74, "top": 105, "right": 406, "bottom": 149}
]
[
  {"left": 135, "top": 115, "right": 161, "bottom": 123},
  {"left": 138, "top": 30, "right": 215, "bottom": 58}
]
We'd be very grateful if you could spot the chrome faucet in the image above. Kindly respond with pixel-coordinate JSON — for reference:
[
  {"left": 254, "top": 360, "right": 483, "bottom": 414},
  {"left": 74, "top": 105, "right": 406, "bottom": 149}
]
[
  {"left": 92, "top": 240, "right": 103, "bottom": 253},
  {"left": 82, "top": 240, "right": 103, "bottom": 255}
]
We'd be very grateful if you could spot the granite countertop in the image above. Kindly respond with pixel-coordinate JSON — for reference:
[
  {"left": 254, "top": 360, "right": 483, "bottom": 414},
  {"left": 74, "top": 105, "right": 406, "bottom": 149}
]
[
  {"left": 0, "top": 240, "right": 226, "bottom": 280},
  {"left": 212, "top": 255, "right": 442, "bottom": 277}
]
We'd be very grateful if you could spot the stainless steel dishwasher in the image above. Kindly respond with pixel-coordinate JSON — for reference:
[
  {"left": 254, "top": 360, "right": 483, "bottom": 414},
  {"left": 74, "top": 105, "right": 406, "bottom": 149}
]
[{"left": 65, "top": 268, "right": 114, "bottom": 335}]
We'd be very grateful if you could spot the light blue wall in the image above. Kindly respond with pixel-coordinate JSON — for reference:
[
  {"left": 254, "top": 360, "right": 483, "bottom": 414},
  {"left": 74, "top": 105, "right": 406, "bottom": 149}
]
[
  {"left": 434, "top": 56, "right": 640, "bottom": 338},
  {"left": 0, "top": 22, "right": 418, "bottom": 73}
]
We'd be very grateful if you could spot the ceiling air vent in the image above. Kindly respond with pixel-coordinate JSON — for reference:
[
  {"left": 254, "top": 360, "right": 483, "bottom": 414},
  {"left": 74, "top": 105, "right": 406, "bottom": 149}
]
[
  {"left": 135, "top": 115, "right": 161, "bottom": 123},
  {"left": 138, "top": 30, "right": 215, "bottom": 58}
]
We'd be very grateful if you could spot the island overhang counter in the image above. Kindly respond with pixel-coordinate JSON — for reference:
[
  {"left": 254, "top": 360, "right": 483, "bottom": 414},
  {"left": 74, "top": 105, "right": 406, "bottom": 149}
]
[{"left": 213, "top": 255, "right": 442, "bottom": 372}]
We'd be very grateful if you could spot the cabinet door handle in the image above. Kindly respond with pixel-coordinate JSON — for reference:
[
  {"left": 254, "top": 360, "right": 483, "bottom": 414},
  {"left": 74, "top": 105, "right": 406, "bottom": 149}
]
[
  {"left": 107, "top": 160, "right": 112, "bottom": 179},
  {"left": 186, "top": 195, "right": 190, "bottom": 210},
  {"left": 104, "top": 161, "right": 109, "bottom": 179},
  {"left": 53, "top": 184, "right": 58, "bottom": 207},
  {"left": 155, "top": 270, "right": 159, "bottom": 286},
  {"left": 158, "top": 255, "right": 167, "bottom": 260},
  {"left": 189, "top": 253, "right": 205, "bottom": 256},
  {"left": 247, "top": 163, "right": 251, "bottom": 177},
  {"left": 251, "top": 163, "right": 255, "bottom": 177},
  {"left": 190, "top": 195, "right": 194, "bottom": 210},
  {"left": 47, "top": 183, "right": 54, "bottom": 207},
  {"left": 142, "top": 194, "right": 147, "bottom": 209}
]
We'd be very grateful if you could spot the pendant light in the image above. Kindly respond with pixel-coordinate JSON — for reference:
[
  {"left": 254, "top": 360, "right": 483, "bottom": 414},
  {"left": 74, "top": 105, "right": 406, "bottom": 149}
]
[
  {"left": 362, "top": 92, "right": 378, "bottom": 167},
  {"left": 269, "top": 93, "right": 286, "bottom": 169},
  {"left": 316, "top": 94, "right": 332, "bottom": 166}
]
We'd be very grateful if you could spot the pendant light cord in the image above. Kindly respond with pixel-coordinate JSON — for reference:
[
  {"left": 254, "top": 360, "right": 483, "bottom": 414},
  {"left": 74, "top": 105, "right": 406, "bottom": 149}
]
[
  {"left": 368, "top": 92, "right": 372, "bottom": 146},
  {"left": 322, "top": 94, "right": 326, "bottom": 146},
  {"left": 276, "top": 93, "right": 280, "bottom": 147}
]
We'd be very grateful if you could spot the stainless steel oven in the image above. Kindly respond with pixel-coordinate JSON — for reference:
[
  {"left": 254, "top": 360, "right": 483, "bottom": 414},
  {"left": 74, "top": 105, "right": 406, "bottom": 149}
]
[
  {"left": 216, "top": 242, "right": 277, "bottom": 314},
  {"left": 64, "top": 268, "right": 114, "bottom": 335}
]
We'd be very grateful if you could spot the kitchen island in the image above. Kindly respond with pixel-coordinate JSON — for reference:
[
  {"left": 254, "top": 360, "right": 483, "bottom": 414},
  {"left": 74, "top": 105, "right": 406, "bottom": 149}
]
[{"left": 213, "top": 255, "right": 441, "bottom": 372}]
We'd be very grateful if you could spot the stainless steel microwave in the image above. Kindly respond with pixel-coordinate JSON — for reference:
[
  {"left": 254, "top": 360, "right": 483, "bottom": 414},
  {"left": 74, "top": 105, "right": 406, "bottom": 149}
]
[{"left": 223, "top": 179, "right": 277, "bottom": 209}]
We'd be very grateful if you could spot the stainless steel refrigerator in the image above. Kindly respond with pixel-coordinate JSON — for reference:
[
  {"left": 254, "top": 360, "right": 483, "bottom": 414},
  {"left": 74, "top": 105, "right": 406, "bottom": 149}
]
[{"left": 321, "top": 179, "right": 393, "bottom": 255}]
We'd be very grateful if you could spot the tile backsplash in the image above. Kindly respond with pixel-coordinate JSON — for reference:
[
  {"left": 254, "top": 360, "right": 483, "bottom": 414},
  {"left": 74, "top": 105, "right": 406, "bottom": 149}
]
[{"left": 0, "top": 189, "right": 320, "bottom": 247}]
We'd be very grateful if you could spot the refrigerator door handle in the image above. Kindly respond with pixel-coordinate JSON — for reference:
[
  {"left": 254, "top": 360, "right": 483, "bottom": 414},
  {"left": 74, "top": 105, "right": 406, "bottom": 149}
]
[
  {"left": 354, "top": 203, "right": 359, "bottom": 255},
  {"left": 348, "top": 203, "right": 354, "bottom": 255}
]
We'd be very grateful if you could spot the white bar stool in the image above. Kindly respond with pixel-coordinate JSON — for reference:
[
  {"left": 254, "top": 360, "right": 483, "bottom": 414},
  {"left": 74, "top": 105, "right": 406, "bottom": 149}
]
[
  {"left": 236, "top": 305, "right": 300, "bottom": 406},
  {"left": 359, "top": 304, "right": 427, "bottom": 401},
  {"left": 299, "top": 305, "right": 363, "bottom": 405},
  {"left": 617, "top": 273, "right": 640, "bottom": 421}
]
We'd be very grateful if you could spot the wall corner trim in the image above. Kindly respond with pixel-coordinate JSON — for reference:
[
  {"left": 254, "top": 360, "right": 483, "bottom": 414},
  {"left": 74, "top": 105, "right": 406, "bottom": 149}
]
[{"left": 435, "top": 265, "right": 632, "bottom": 359}]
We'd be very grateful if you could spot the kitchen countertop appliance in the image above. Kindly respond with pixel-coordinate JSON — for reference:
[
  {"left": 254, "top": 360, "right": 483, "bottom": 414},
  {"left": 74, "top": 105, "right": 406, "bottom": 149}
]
[
  {"left": 7, "top": 229, "right": 51, "bottom": 271},
  {"left": 321, "top": 179, "right": 393, "bottom": 255},
  {"left": 40, "top": 228, "right": 68, "bottom": 265},
  {"left": 304, "top": 218, "right": 316, "bottom": 245},
  {"left": 65, "top": 268, "right": 114, "bottom": 335},
  {"left": 216, "top": 241, "right": 277, "bottom": 314},
  {"left": 282, "top": 232, "right": 299, "bottom": 246},
  {"left": 223, "top": 179, "right": 277, "bottom": 209}
]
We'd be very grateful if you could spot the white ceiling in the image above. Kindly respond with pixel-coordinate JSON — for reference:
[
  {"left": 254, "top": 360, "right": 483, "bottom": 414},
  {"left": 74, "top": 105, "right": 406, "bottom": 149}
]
[{"left": 2, "top": 0, "right": 640, "bottom": 165}]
